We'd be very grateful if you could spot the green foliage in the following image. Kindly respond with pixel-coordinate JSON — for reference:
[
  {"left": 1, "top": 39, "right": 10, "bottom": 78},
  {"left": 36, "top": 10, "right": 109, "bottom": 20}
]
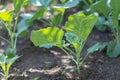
[
  {"left": 56, "top": 0, "right": 80, "bottom": 8},
  {"left": 90, "top": 0, "right": 120, "bottom": 57},
  {"left": 30, "top": 27, "right": 64, "bottom": 47},
  {"left": 65, "top": 32, "right": 79, "bottom": 43},
  {"left": 0, "top": 0, "right": 26, "bottom": 79},
  {"left": 6, "top": 48, "right": 16, "bottom": 58},
  {"left": 30, "top": 12, "right": 97, "bottom": 73},
  {"left": 16, "top": 19, "right": 29, "bottom": 37},
  {"left": 65, "top": 12, "right": 97, "bottom": 40},
  {"left": 39, "top": 0, "right": 51, "bottom": 7},
  {"left": 87, "top": 42, "right": 108, "bottom": 54},
  {"left": 91, "top": 0, "right": 110, "bottom": 17},
  {"left": 107, "top": 42, "right": 120, "bottom": 58},
  {"left": 0, "top": 0, "right": 27, "bottom": 48},
  {"left": 28, "top": 7, "right": 46, "bottom": 23},
  {"left": 0, "top": 11, "right": 13, "bottom": 22},
  {"left": 60, "top": 0, "right": 67, "bottom": 3},
  {"left": 110, "top": 0, "right": 120, "bottom": 27},
  {"left": 27, "top": 0, "right": 83, "bottom": 28},
  {"left": 14, "top": 0, "right": 23, "bottom": 13},
  {"left": 95, "top": 16, "right": 110, "bottom": 31},
  {"left": 0, "top": 48, "right": 19, "bottom": 80},
  {"left": 28, "top": 0, "right": 41, "bottom": 6},
  {"left": 16, "top": 12, "right": 34, "bottom": 37},
  {"left": 51, "top": 13, "right": 63, "bottom": 27},
  {"left": 28, "top": 0, "right": 51, "bottom": 6},
  {"left": 65, "top": 12, "right": 98, "bottom": 52},
  {"left": 64, "top": 12, "right": 97, "bottom": 73},
  {"left": 23, "top": 0, "right": 29, "bottom": 7}
]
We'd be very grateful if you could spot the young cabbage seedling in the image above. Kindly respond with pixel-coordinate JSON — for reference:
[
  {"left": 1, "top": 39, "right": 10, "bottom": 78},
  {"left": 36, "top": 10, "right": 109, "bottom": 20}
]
[
  {"left": 0, "top": 48, "right": 19, "bottom": 80},
  {"left": 63, "top": 12, "right": 98, "bottom": 73},
  {"left": 0, "top": 0, "right": 28, "bottom": 79},
  {"left": 89, "top": 0, "right": 120, "bottom": 57},
  {"left": 30, "top": 12, "right": 98, "bottom": 73}
]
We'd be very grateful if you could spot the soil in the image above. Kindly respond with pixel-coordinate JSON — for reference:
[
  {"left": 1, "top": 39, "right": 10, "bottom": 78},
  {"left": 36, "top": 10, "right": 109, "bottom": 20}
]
[
  {"left": 1, "top": 28, "right": 120, "bottom": 80},
  {"left": 0, "top": 1, "right": 120, "bottom": 80}
]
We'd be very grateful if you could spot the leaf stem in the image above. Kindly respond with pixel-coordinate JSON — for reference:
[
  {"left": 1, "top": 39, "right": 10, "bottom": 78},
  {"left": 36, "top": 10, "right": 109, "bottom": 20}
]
[
  {"left": 0, "top": 35, "right": 10, "bottom": 43},
  {"left": 61, "top": 48, "right": 78, "bottom": 65},
  {"left": 13, "top": 12, "right": 20, "bottom": 34},
  {"left": 40, "top": 19, "right": 51, "bottom": 26},
  {"left": 80, "top": 53, "right": 89, "bottom": 66},
  {"left": 63, "top": 46, "right": 75, "bottom": 56},
  {"left": 82, "top": 0, "right": 90, "bottom": 8},
  {"left": 12, "top": 11, "right": 20, "bottom": 48}
]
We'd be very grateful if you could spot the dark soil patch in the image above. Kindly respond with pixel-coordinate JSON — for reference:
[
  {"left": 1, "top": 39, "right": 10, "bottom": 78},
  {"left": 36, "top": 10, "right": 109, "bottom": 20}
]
[
  {"left": 0, "top": 25, "right": 120, "bottom": 80},
  {"left": 0, "top": 2, "right": 120, "bottom": 80}
]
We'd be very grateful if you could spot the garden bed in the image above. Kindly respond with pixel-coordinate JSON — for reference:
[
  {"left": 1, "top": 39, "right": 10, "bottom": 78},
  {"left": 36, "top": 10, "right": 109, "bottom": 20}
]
[
  {"left": 1, "top": 29, "right": 120, "bottom": 80},
  {"left": 0, "top": 0, "right": 120, "bottom": 80}
]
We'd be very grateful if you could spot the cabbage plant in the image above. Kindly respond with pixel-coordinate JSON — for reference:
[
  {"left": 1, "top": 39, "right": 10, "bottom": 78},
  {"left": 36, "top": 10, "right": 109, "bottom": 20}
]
[
  {"left": 0, "top": 0, "right": 28, "bottom": 79},
  {"left": 88, "top": 0, "right": 120, "bottom": 58},
  {"left": 0, "top": 48, "right": 19, "bottom": 80},
  {"left": 30, "top": 12, "right": 98, "bottom": 73}
]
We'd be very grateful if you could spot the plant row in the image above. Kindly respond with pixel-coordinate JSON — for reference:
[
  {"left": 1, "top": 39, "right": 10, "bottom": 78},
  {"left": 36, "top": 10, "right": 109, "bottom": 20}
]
[{"left": 0, "top": 0, "right": 120, "bottom": 79}]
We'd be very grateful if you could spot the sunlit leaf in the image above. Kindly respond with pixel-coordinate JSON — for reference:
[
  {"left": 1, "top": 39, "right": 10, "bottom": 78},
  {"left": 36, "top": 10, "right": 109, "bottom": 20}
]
[
  {"left": 23, "top": 0, "right": 28, "bottom": 7},
  {"left": 30, "top": 27, "right": 64, "bottom": 47},
  {"left": 60, "top": 0, "right": 67, "bottom": 3},
  {"left": 65, "top": 12, "right": 98, "bottom": 41},
  {"left": 0, "top": 11, "right": 13, "bottom": 22},
  {"left": 65, "top": 12, "right": 97, "bottom": 52}
]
